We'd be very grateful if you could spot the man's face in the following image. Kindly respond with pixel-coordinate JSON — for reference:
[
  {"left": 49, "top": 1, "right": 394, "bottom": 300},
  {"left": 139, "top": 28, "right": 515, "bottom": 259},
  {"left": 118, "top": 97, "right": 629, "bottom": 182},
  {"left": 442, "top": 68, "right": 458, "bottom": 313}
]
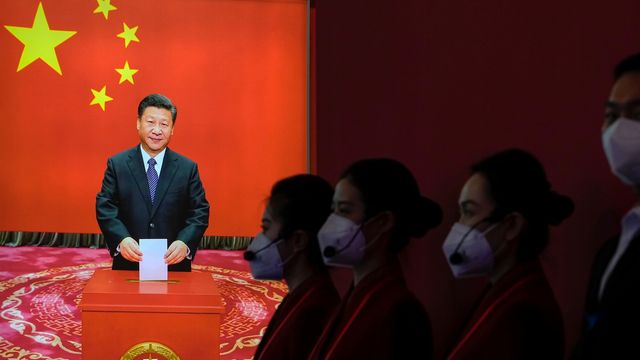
[
  {"left": 137, "top": 106, "right": 174, "bottom": 156},
  {"left": 604, "top": 72, "right": 640, "bottom": 131}
]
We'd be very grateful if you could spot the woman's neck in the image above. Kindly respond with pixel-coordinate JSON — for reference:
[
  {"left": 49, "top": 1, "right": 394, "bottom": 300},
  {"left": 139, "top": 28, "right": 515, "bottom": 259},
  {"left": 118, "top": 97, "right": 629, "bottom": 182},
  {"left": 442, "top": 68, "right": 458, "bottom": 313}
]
[
  {"left": 284, "top": 258, "right": 321, "bottom": 292},
  {"left": 489, "top": 255, "right": 517, "bottom": 284},
  {"left": 353, "top": 252, "right": 394, "bottom": 286}
]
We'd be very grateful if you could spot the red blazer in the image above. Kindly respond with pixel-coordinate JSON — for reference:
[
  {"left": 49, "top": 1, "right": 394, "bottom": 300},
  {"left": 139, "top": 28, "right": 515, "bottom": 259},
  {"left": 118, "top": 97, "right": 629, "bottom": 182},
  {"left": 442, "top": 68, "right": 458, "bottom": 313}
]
[
  {"left": 446, "top": 260, "right": 564, "bottom": 360},
  {"left": 310, "top": 261, "right": 433, "bottom": 360},
  {"left": 254, "top": 272, "right": 340, "bottom": 360}
]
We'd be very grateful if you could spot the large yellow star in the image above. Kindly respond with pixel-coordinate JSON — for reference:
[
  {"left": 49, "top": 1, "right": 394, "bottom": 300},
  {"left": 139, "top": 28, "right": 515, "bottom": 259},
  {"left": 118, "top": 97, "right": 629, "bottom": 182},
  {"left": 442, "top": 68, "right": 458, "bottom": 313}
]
[
  {"left": 115, "top": 61, "right": 138, "bottom": 84},
  {"left": 93, "top": 0, "right": 117, "bottom": 20},
  {"left": 116, "top": 22, "right": 139, "bottom": 48},
  {"left": 90, "top": 86, "right": 113, "bottom": 111},
  {"left": 4, "top": 2, "right": 77, "bottom": 75}
]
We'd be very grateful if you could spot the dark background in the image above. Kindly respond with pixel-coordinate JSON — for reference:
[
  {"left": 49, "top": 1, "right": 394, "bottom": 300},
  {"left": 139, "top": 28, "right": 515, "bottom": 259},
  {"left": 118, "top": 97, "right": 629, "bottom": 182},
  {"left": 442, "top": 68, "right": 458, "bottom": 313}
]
[{"left": 314, "top": 0, "right": 640, "bottom": 357}]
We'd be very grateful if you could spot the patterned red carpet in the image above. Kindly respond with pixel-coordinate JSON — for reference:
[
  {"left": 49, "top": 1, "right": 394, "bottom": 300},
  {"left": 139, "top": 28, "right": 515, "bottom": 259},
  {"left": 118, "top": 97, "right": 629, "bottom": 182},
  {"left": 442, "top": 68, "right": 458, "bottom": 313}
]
[{"left": 0, "top": 247, "right": 286, "bottom": 360}]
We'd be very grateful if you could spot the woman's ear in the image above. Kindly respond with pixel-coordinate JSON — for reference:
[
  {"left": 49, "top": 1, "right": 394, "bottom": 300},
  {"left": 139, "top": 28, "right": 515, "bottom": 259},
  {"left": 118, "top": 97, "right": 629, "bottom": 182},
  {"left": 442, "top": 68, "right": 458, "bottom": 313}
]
[
  {"left": 369, "top": 211, "right": 395, "bottom": 234},
  {"left": 290, "top": 230, "right": 310, "bottom": 252},
  {"left": 503, "top": 212, "right": 526, "bottom": 242}
]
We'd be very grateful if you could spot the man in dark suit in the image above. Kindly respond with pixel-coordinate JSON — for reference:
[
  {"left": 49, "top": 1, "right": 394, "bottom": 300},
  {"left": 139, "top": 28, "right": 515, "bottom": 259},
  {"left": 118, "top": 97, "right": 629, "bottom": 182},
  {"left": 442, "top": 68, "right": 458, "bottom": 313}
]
[
  {"left": 572, "top": 54, "right": 640, "bottom": 359},
  {"left": 96, "top": 94, "right": 210, "bottom": 271}
]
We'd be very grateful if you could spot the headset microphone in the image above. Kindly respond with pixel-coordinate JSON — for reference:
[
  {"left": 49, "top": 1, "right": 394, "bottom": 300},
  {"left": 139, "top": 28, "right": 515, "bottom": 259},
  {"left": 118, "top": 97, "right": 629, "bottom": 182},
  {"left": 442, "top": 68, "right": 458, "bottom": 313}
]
[
  {"left": 323, "top": 227, "right": 362, "bottom": 258},
  {"left": 323, "top": 246, "right": 337, "bottom": 258},
  {"left": 243, "top": 250, "right": 257, "bottom": 261},
  {"left": 449, "top": 250, "right": 465, "bottom": 265},
  {"left": 449, "top": 216, "right": 499, "bottom": 265},
  {"left": 244, "top": 238, "right": 281, "bottom": 261}
]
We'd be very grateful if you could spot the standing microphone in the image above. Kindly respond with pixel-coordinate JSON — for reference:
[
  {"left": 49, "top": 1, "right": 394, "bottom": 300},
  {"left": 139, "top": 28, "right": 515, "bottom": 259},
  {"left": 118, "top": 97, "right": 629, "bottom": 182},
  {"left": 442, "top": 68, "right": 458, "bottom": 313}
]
[
  {"left": 449, "top": 216, "right": 497, "bottom": 265},
  {"left": 323, "top": 227, "right": 362, "bottom": 258}
]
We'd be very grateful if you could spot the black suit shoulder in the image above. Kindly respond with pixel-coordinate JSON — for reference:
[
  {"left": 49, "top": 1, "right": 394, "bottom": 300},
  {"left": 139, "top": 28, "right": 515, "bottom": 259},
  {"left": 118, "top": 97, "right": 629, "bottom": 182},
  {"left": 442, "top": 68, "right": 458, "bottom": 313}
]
[
  {"left": 572, "top": 233, "right": 640, "bottom": 359},
  {"left": 584, "top": 235, "right": 619, "bottom": 313},
  {"left": 108, "top": 147, "right": 198, "bottom": 168},
  {"left": 109, "top": 146, "right": 139, "bottom": 162},
  {"left": 165, "top": 149, "right": 196, "bottom": 165}
]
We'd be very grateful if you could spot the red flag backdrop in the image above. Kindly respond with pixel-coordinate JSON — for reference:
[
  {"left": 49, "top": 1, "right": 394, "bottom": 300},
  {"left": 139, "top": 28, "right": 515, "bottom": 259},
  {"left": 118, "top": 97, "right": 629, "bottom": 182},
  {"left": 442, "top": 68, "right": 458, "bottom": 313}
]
[{"left": 0, "top": 0, "right": 308, "bottom": 236}]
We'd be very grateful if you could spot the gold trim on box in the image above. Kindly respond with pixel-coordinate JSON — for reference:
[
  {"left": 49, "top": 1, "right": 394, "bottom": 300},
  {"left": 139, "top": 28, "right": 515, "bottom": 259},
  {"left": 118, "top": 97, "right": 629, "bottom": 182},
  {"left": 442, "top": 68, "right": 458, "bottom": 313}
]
[{"left": 121, "top": 341, "right": 180, "bottom": 360}]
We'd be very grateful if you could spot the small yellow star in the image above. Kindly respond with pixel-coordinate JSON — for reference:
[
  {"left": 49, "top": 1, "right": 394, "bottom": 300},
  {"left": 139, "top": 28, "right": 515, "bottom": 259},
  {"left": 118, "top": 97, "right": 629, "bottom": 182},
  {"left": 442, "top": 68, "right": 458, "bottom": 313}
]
[
  {"left": 115, "top": 60, "right": 138, "bottom": 84},
  {"left": 90, "top": 85, "right": 113, "bottom": 111},
  {"left": 93, "top": 0, "right": 117, "bottom": 20},
  {"left": 4, "top": 2, "right": 76, "bottom": 75},
  {"left": 116, "top": 22, "right": 139, "bottom": 48}
]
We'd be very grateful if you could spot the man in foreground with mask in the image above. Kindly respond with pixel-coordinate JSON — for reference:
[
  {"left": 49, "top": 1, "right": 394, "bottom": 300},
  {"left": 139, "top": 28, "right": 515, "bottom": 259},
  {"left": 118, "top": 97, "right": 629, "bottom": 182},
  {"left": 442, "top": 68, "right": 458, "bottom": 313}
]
[{"left": 572, "top": 53, "right": 640, "bottom": 359}]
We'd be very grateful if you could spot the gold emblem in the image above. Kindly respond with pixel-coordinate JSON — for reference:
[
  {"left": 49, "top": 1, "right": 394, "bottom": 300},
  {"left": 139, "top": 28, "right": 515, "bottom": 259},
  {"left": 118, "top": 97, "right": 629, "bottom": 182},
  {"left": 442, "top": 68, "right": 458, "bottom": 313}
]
[{"left": 120, "top": 342, "right": 180, "bottom": 360}]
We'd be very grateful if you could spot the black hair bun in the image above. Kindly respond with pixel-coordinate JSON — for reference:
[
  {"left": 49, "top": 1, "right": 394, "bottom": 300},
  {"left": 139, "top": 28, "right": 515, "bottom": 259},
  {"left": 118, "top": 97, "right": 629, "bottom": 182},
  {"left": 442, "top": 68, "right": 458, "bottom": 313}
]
[
  {"left": 544, "top": 191, "right": 574, "bottom": 226},
  {"left": 407, "top": 196, "right": 443, "bottom": 238}
]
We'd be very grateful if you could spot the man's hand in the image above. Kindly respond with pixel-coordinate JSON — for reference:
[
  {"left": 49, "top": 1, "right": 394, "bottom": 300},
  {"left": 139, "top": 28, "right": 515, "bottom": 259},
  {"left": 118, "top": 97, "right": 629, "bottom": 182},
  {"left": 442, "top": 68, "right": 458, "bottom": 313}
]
[
  {"left": 165, "top": 240, "right": 188, "bottom": 265},
  {"left": 119, "top": 237, "right": 142, "bottom": 262}
]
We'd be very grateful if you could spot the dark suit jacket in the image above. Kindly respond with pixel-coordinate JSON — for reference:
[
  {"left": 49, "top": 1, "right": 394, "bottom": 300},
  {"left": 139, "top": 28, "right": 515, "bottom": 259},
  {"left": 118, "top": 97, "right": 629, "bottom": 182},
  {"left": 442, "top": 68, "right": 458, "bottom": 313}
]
[
  {"left": 572, "top": 232, "right": 640, "bottom": 359},
  {"left": 96, "top": 145, "right": 210, "bottom": 271}
]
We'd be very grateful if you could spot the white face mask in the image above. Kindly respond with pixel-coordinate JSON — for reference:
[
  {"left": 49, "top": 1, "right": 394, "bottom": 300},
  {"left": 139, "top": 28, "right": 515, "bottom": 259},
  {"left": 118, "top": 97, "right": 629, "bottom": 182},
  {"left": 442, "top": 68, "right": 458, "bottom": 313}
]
[
  {"left": 317, "top": 213, "right": 365, "bottom": 268},
  {"left": 602, "top": 118, "right": 640, "bottom": 185},
  {"left": 245, "top": 232, "right": 283, "bottom": 280},
  {"left": 442, "top": 222, "right": 496, "bottom": 278}
]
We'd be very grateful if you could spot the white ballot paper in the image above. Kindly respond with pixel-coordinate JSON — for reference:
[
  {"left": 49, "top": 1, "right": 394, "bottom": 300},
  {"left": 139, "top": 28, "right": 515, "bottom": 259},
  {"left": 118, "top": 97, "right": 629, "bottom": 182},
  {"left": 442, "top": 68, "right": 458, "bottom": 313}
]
[{"left": 139, "top": 238, "right": 168, "bottom": 281}]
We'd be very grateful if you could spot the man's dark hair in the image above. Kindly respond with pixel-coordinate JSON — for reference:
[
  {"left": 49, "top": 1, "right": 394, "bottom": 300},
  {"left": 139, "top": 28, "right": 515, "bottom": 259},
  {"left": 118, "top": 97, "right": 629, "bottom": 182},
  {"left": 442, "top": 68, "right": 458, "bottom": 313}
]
[
  {"left": 137, "top": 94, "right": 177, "bottom": 123},
  {"left": 614, "top": 53, "right": 640, "bottom": 80}
]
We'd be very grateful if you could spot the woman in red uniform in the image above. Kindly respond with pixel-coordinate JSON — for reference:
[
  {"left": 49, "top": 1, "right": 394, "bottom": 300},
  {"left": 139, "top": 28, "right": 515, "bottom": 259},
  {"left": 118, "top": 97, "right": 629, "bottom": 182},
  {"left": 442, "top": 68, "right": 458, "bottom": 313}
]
[
  {"left": 245, "top": 174, "right": 340, "bottom": 360},
  {"left": 442, "top": 149, "right": 573, "bottom": 360},
  {"left": 310, "top": 158, "right": 442, "bottom": 359}
]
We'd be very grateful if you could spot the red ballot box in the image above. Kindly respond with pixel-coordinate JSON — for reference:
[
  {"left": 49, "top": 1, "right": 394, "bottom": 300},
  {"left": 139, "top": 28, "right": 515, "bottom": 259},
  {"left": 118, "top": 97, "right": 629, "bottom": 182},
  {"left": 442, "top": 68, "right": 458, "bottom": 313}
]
[{"left": 80, "top": 269, "right": 224, "bottom": 359}]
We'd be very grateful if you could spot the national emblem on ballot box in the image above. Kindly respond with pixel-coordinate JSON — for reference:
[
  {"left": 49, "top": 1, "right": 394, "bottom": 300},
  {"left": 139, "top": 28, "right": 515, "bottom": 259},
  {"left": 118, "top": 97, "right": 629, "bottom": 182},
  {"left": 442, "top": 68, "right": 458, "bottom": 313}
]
[{"left": 121, "top": 341, "right": 180, "bottom": 360}]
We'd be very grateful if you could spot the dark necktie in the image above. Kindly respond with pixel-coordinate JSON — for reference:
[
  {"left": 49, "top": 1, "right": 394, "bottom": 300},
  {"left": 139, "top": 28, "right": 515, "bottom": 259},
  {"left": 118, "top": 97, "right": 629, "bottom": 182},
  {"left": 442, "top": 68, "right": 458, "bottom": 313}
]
[{"left": 147, "top": 158, "right": 158, "bottom": 204}]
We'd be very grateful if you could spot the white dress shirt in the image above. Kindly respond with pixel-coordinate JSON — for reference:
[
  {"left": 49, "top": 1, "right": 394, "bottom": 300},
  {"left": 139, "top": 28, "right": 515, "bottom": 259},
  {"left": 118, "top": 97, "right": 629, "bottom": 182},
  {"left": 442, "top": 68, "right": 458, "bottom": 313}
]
[
  {"left": 598, "top": 206, "right": 640, "bottom": 300},
  {"left": 140, "top": 145, "right": 166, "bottom": 178}
]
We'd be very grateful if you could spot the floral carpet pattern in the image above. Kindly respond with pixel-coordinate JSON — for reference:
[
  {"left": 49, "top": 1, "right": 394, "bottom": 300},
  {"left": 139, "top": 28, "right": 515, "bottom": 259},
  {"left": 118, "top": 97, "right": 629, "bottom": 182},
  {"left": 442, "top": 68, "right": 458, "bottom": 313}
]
[{"left": 0, "top": 247, "right": 286, "bottom": 360}]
